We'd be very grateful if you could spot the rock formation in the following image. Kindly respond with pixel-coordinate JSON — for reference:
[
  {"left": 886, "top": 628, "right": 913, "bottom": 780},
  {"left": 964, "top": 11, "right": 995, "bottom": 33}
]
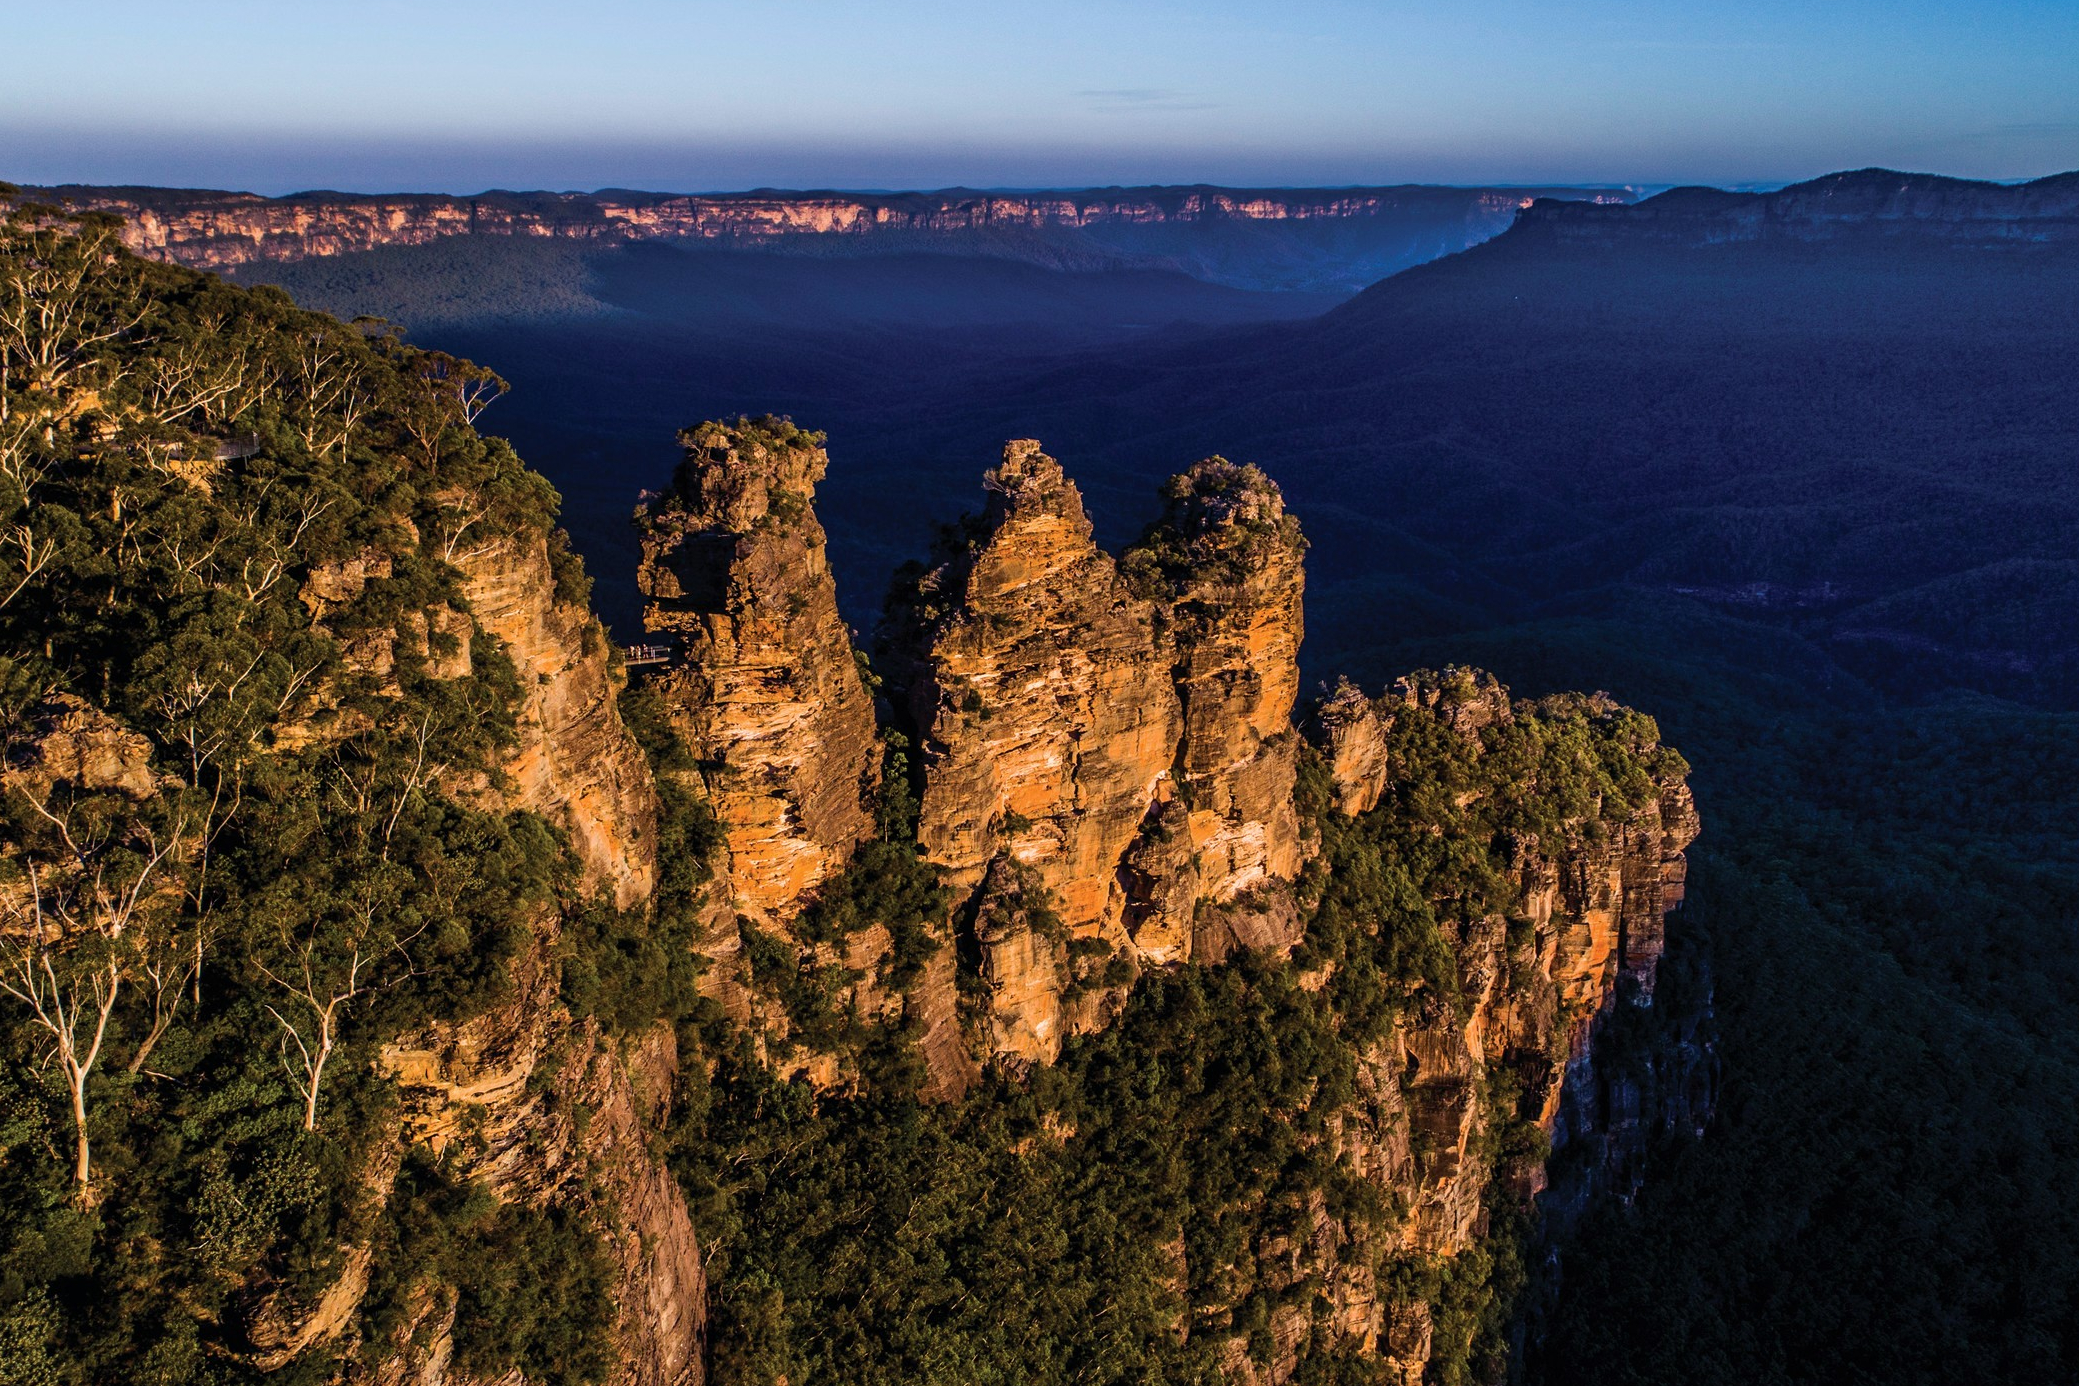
[
  {"left": 262, "top": 486, "right": 704, "bottom": 1382},
  {"left": 863, "top": 454, "right": 1702, "bottom": 1380},
  {"left": 884, "top": 441, "right": 1181, "bottom": 1059},
  {"left": 67, "top": 407, "right": 1698, "bottom": 1386},
  {"left": 306, "top": 426, "right": 1705, "bottom": 1386},
  {"left": 0, "top": 693, "right": 158, "bottom": 801},
  {"left": 197, "top": 484, "right": 705, "bottom": 1386},
  {"left": 1124, "top": 458, "right": 1310, "bottom": 960},
  {"left": 1214, "top": 671, "right": 1700, "bottom": 1384},
  {"left": 968, "top": 856, "right": 1069, "bottom": 1064},
  {"left": 461, "top": 522, "right": 660, "bottom": 908},
  {"left": 1312, "top": 679, "right": 1391, "bottom": 816},
  {"left": 637, "top": 418, "right": 878, "bottom": 923},
  {"left": 878, "top": 447, "right": 1332, "bottom": 1062},
  {"left": 896, "top": 441, "right": 1179, "bottom": 922}
]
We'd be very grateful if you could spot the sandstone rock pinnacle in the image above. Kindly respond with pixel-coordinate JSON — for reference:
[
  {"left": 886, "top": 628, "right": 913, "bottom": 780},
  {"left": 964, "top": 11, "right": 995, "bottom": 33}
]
[
  {"left": 895, "top": 440, "right": 1183, "bottom": 942},
  {"left": 1122, "top": 458, "right": 1309, "bottom": 958},
  {"left": 637, "top": 417, "right": 879, "bottom": 921}
]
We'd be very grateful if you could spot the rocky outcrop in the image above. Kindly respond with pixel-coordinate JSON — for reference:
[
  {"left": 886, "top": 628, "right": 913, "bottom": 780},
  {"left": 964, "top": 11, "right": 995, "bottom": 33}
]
[
  {"left": 1324, "top": 673, "right": 1697, "bottom": 1042},
  {"left": 373, "top": 941, "right": 706, "bottom": 1386},
  {"left": 887, "top": 441, "right": 1182, "bottom": 1059},
  {"left": 1313, "top": 680, "right": 1390, "bottom": 816},
  {"left": 0, "top": 333, "right": 1703, "bottom": 1386},
  {"left": 894, "top": 445, "right": 1180, "bottom": 922},
  {"left": 1124, "top": 458, "right": 1309, "bottom": 957},
  {"left": 1206, "top": 672, "right": 1698, "bottom": 1384},
  {"left": 447, "top": 526, "right": 711, "bottom": 1385},
  {"left": 459, "top": 522, "right": 660, "bottom": 909},
  {"left": 626, "top": 421, "right": 989, "bottom": 1099},
  {"left": 879, "top": 446, "right": 1329, "bottom": 1062},
  {"left": 968, "top": 856, "right": 1068, "bottom": 1065},
  {"left": 0, "top": 206, "right": 714, "bottom": 1386},
  {"left": 266, "top": 416, "right": 1692, "bottom": 1386},
  {"left": 1628, "top": 777, "right": 1700, "bottom": 991},
  {"left": 862, "top": 444, "right": 1701, "bottom": 1114},
  {"left": 637, "top": 419, "right": 878, "bottom": 923},
  {"left": 0, "top": 693, "right": 157, "bottom": 801},
  {"left": 218, "top": 420, "right": 1699, "bottom": 1386}
]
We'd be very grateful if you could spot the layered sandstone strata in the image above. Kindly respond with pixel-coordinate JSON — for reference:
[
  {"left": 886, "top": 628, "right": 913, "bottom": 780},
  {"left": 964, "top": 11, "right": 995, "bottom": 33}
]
[
  {"left": 1123, "top": 458, "right": 1309, "bottom": 959},
  {"left": 1313, "top": 679, "right": 1391, "bottom": 816},
  {"left": 886, "top": 446, "right": 1326, "bottom": 1060},
  {"left": 1223, "top": 672, "right": 1699, "bottom": 1385},
  {"left": 459, "top": 524, "right": 660, "bottom": 908},
  {"left": 894, "top": 441, "right": 1182, "bottom": 938},
  {"left": 38, "top": 184, "right": 1616, "bottom": 275},
  {"left": 637, "top": 419, "right": 878, "bottom": 922},
  {"left": 885, "top": 443, "right": 1180, "bottom": 1062}
]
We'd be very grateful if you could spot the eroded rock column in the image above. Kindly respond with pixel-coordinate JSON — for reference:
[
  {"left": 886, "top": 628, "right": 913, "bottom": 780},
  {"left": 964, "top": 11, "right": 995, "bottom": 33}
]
[
  {"left": 637, "top": 418, "right": 878, "bottom": 922},
  {"left": 895, "top": 441, "right": 1182, "bottom": 934},
  {"left": 1123, "top": 458, "right": 1309, "bottom": 961},
  {"left": 888, "top": 441, "right": 1182, "bottom": 1061}
]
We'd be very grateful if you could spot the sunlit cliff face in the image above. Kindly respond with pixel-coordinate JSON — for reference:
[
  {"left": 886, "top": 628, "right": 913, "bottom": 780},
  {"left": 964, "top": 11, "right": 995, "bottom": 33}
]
[{"left": 47, "top": 186, "right": 1631, "bottom": 272}]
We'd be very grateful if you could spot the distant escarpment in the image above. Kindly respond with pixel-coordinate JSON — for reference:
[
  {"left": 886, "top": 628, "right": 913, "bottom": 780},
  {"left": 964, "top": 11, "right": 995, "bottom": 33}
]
[
  {"left": 25, "top": 181, "right": 1638, "bottom": 293},
  {"left": 1517, "top": 167, "right": 2079, "bottom": 248},
  {"left": 0, "top": 198, "right": 1702, "bottom": 1386}
]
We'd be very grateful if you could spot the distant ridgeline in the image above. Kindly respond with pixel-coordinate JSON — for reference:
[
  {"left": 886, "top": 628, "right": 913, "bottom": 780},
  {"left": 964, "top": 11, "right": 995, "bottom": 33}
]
[
  {"left": 0, "top": 196, "right": 1702, "bottom": 1384},
  {"left": 18, "top": 180, "right": 1641, "bottom": 294},
  {"left": 887, "top": 163, "right": 2079, "bottom": 709},
  {"left": 1514, "top": 167, "right": 2079, "bottom": 246}
]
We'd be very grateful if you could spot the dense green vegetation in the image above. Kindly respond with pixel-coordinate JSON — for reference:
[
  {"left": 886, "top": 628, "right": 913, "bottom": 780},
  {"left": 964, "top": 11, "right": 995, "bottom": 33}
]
[
  {"left": 667, "top": 682, "right": 1681, "bottom": 1386},
  {"left": 1345, "top": 602, "right": 2079, "bottom": 1386},
  {"left": 677, "top": 963, "right": 1366, "bottom": 1386},
  {"left": 0, "top": 203, "right": 615, "bottom": 1383},
  {"left": 364, "top": 1154, "right": 614, "bottom": 1386},
  {"left": 1541, "top": 694, "right": 2079, "bottom": 1385},
  {"left": 229, "top": 238, "right": 616, "bottom": 330}
]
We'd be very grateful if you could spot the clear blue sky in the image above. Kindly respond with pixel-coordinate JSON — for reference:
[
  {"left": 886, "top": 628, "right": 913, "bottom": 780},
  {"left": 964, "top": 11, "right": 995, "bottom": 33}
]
[{"left": 4, "top": 0, "right": 2074, "bottom": 193}]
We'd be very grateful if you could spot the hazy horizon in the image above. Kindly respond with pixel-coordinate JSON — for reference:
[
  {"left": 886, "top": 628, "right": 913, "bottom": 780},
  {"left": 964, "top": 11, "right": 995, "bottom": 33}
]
[
  {"left": 14, "top": 160, "right": 2077, "bottom": 204},
  {"left": 8, "top": 139, "right": 2070, "bottom": 203},
  {"left": 11, "top": 167, "right": 1675, "bottom": 199}
]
